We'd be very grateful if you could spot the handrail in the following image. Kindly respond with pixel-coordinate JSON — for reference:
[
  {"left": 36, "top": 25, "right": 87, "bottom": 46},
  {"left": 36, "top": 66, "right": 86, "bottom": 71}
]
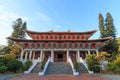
[
  {"left": 68, "top": 56, "right": 79, "bottom": 76},
  {"left": 24, "top": 58, "right": 40, "bottom": 74},
  {"left": 39, "top": 57, "right": 51, "bottom": 76},
  {"left": 79, "top": 57, "right": 94, "bottom": 74}
]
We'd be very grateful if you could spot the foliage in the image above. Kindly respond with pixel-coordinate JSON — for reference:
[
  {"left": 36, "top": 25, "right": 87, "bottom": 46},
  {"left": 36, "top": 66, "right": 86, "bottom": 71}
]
[
  {"left": 3, "top": 53, "right": 16, "bottom": 60},
  {"left": 0, "top": 46, "right": 10, "bottom": 53},
  {"left": 73, "top": 60, "right": 79, "bottom": 70},
  {"left": 98, "top": 12, "right": 116, "bottom": 38},
  {"left": 25, "top": 60, "right": 32, "bottom": 68},
  {"left": 99, "top": 40, "right": 118, "bottom": 54},
  {"left": 98, "top": 13, "right": 105, "bottom": 38},
  {"left": 22, "top": 60, "right": 32, "bottom": 71},
  {"left": 7, "top": 59, "right": 23, "bottom": 73},
  {"left": 40, "top": 60, "right": 45, "bottom": 71},
  {"left": 86, "top": 54, "right": 100, "bottom": 73},
  {"left": 107, "top": 53, "right": 120, "bottom": 73},
  {"left": 105, "top": 12, "right": 116, "bottom": 38},
  {"left": 0, "top": 62, "right": 5, "bottom": 66},
  {"left": 98, "top": 12, "right": 118, "bottom": 55},
  {"left": 0, "top": 66, "right": 7, "bottom": 73},
  {"left": 9, "top": 45, "right": 22, "bottom": 54},
  {"left": 8, "top": 18, "right": 27, "bottom": 46},
  {"left": 0, "top": 53, "right": 16, "bottom": 65}
]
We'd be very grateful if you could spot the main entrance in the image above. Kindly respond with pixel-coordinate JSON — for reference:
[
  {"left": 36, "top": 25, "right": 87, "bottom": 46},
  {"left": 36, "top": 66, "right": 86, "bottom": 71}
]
[
  {"left": 54, "top": 51, "right": 66, "bottom": 62},
  {"left": 57, "top": 53, "right": 63, "bottom": 62}
]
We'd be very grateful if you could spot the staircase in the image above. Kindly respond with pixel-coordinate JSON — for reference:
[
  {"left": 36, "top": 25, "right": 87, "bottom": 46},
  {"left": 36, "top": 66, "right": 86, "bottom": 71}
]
[
  {"left": 45, "top": 62, "right": 73, "bottom": 75},
  {"left": 77, "top": 63, "right": 88, "bottom": 73},
  {"left": 31, "top": 62, "right": 41, "bottom": 73}
]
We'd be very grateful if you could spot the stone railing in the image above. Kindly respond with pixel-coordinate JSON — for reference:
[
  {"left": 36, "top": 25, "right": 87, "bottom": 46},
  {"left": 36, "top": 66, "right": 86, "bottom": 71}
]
[
  {"left": 79, "top": 57, "right": 94, "bottom": 74},
  {"left": 24, "top": 57, "right": 40, "bottom": 74},
  {"left": 39, "top": 57, "right": 51, "bottom": 76},
  {"left": 68, "top": 56, "right": 79, "bottom": 76}
]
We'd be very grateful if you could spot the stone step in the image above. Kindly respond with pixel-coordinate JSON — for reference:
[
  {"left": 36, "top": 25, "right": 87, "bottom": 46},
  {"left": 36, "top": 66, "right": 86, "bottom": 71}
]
[
  {"left": 77, "top": 63, "right": 88, "bottom": 73},
  {"left": 31, "top": 62, "right": 41, "bottom": 73},
  {"left": 45, "top": 62, "right": 73, "bottom": 75}
]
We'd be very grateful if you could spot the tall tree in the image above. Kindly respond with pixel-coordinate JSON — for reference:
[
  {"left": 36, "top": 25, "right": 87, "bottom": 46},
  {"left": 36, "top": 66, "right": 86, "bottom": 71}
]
[
  {"left": 98, "top": 13, "right": 105, "bottom": 38},
  {"left": 98, "top": 12, "right": 118, "bottom": 55},
  {"left": 8, "top": 18, "right": 27, "bottom": 46},
  {"left": 105, "top": 12, "right": 116, "bottom": 38}
]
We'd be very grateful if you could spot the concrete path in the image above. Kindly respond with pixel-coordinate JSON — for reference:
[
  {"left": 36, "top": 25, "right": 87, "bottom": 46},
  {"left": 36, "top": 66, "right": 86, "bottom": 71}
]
[
  {"left": 100, "top": 74, "right": 120, "bottom": 80},
  {"left": 0, "top": 73, "right": 22, "bottom": 80}
]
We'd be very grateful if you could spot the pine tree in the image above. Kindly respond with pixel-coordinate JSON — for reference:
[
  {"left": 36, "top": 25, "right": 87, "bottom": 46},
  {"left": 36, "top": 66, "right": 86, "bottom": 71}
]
[
  {"left": 8, "top": 18, "right": 27, "bottom": 46},
  {"left": 98, "top": 13, "right": 105, "bottom": 38},
  {"left": 105, "top": 12, "right": 116, "bottom": 38},
  {"left": 98, "top": 12, "right": 118, "bottom": 54}
]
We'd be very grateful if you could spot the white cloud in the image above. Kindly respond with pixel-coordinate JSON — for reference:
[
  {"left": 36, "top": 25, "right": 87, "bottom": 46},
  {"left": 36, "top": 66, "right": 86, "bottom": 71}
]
[
  {"left": 36, "top": 12, "right": 51, "bottom": 22},
  {"left": 0, "top": 5, "right": 29, "bottom": 45}
]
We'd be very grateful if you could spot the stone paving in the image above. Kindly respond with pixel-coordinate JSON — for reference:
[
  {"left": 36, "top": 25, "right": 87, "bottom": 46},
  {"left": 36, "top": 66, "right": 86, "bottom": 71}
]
[
  {"left": 0, "top": 73, "right": 22, "bottom": 80},
  {"left": 8, "top": 73, "right": 109, "bottom": 80}
]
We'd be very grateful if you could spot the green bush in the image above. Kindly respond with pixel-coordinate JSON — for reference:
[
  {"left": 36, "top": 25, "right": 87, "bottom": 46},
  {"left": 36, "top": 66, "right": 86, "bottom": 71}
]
[
  {"left": 22, "top": 60, "right": 32, "bottom": 71},
  {"left": 0, "top": 66, "right": 7, "bottom": 73},
  {"left": 114, "top": 67, "right": 120, "bottom": 73},
  {"left": 40, "top": 60, "right": 45, "bottom": 71},
  {"left": 93, "top": 66, "right": 100, "bottom": 73},
  {"left": 73, "top": 60, "right": 79, "bottom": 70},
  {"left": 7, "top": 59, "right": 23, "bottom": 73},
  {"left": 21, "top": 65, "right": 28, "bottom": 71},
  {"left": 25, "top": 60, "right": 32, "bottom": 68},
  {"left": 107, "top": 63, "right": 116, "bottom": 71},
  {"left": 86, "top": 54, "right": 100, "bottom": 73},
  {"left": 0, "top": 62, "right": 5, "bottom": 66}
]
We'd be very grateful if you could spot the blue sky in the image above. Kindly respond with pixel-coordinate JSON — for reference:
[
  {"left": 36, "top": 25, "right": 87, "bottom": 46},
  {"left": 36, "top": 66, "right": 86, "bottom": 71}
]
[{"left": 0, "top": 0, "right": 120, "bottom": 45}]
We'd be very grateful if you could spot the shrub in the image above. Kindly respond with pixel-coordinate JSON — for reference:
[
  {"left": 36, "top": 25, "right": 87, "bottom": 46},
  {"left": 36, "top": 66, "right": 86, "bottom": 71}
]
[
  {"left": 73, "top": 60, "right": 79, "bottom": 70},
  {"left": 0, "top": 62, "right": 5, "bottom": 66},
  {"left": 22, "top": 60, "right": 32, "bottom": 71},
  {"left": 93, "top": 66, "right": 100, "bottom": 73},
  {"left": 25, "top": 60, "right": 32, "bottom": 68},
  {"left": 0, "top": 66, "right": 7, "bottom": 73},
  {"left": 114, "top": 67, "right": 120, "bottom": 73},
  {"left": 107, "top": 62, "right": 116, "bottom": 71},
  {"left": 21, "top": 65, "right": 28, "bottom": 71},
  {"left": 7, "top": 59, "right": 23, "bottom": 73},
  {"left": 40, "top": 60, "right": 45, "bottom": 71},
  {"left": 86, "top": 54, "right": 100, "bottom": 73}
]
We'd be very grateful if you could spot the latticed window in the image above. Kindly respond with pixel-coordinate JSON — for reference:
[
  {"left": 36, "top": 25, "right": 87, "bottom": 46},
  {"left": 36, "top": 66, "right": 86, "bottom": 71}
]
[
  {"left": 77, "top": 35, "right": 79, "bottom": 39},
  {"left": 50, "top": 35, "right": 53, "bottom": 39},
  {"left": 24, "top": 43, "right": 29, "bottom": 48},
  {"left": 64, "top": 35, "right": 66, "bottom": 39},
  {"left": 37, "top": 43, "right": 40, "bottom": 48},
  {"left": 79, "top": 43, "right": 82, "bottom": 48},
  {"left": 74, "top": 43, "right": 78, "bottom": 48},
  {"left": 55, "top": 35, "right": 57, "bottom": 39},
  {"left": 90, "top": 42, "right": 96, "bottom": 49},
  {"left": 48, "top": 43, "right": 51, "bottom": 48}
]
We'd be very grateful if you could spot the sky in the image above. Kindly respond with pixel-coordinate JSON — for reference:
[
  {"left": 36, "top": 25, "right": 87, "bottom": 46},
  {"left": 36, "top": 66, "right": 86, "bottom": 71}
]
[{"left": 0, "top": 0, "right": 120, "bottom": 45}]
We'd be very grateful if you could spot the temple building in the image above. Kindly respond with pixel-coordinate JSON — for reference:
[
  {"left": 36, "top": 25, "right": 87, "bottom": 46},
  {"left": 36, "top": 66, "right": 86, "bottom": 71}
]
[{"left": 8, "top": 29, "right": 112, "bottom": 63}]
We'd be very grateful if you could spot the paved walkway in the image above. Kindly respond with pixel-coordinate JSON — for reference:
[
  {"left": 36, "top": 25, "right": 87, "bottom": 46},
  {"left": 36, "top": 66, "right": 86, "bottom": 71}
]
[
  {"left": 100, "top": 74, "right": 120, "bottom": 80},
  {"left": 8, "top": 73, "right": 109, "bottom": 80},
  {"left": 0, "top": 73, "right": 22, "bottom": 80}
]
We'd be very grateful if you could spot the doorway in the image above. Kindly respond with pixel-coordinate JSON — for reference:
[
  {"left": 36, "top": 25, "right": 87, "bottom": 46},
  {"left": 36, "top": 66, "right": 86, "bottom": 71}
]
[{"left": 57, "top": 53, "right": 63, "bottom": 62}]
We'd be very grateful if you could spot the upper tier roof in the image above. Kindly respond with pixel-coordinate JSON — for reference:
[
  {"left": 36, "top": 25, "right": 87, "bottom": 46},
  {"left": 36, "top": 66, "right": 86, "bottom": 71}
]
[
  {"left": 24, "top": 29, "right": 97, "bottom": 34},
  {"left": 24, "top": 29, "right": 97, "bottom": 40},
  {"left": 8, "top": 36, "right": 113, "bottom": 42}
]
